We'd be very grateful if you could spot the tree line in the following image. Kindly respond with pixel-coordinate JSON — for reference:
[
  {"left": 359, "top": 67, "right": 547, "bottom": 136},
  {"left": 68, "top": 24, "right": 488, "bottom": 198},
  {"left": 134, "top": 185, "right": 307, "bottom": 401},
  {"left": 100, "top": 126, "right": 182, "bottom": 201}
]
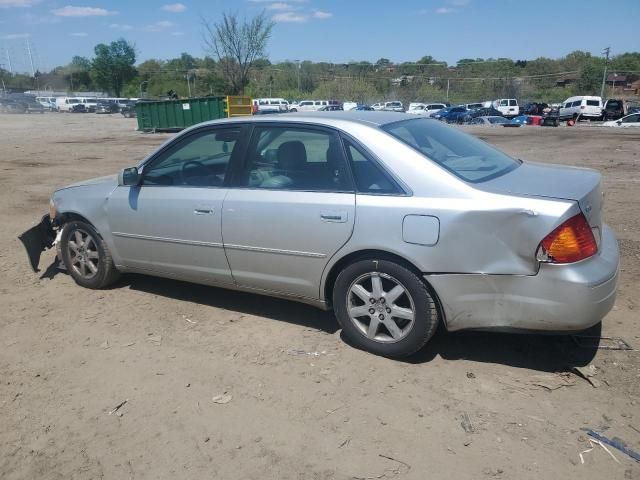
[{"left": 1, "top": 12, "right": 639, "bottom": 105}]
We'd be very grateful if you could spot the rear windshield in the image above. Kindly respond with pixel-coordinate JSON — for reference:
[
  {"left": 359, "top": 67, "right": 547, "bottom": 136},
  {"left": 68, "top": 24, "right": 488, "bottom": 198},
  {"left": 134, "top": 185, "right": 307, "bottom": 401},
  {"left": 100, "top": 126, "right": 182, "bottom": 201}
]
[
  {"left": 382, "top": 118, "right": 519, "bottom": 183},
  {"left": 607, "top": 101, "right": 622, "bottom": 108},
  {"left": 586, "top": 100, "right": 600, "bottom": 106}
]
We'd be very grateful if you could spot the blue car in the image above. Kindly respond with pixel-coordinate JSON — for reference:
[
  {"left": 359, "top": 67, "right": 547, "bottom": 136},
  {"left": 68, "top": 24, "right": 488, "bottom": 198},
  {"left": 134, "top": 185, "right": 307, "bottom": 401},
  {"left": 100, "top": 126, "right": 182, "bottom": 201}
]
[
  {"left": 430, "top": 106, "right": 453, "bottom": 121},
  {"left": 442, "top": 106, "right": 469, "bottom": 124}
]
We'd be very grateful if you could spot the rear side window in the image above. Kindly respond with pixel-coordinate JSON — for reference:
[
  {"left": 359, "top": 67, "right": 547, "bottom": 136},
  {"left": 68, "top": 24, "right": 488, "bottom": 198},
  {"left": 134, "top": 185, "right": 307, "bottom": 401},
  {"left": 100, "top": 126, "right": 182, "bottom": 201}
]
[
  {"left": 586, "top": 100, "right": 600, "bottom": 106},
  {"left": 238, "top": 127, "right": 352, "bottom": 192},
  {"left": 572, "top": 101, "right": 582, "bottom": 107},
  {"left": 383, "top": 118, "right": 519, "bottom": 183},
  {"left": 343, "top": 139, "right": 401, "bottom": 194},
  {"left": 509, "top": 100, "right": 517, "bottom": 106}
]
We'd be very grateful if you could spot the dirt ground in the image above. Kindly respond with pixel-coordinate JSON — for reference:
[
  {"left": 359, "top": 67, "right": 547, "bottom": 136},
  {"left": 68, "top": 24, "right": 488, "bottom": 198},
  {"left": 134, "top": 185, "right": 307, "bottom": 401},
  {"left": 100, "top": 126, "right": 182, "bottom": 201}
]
[{"left": 1, "top": 113, "right": 639, "bottom": 480}]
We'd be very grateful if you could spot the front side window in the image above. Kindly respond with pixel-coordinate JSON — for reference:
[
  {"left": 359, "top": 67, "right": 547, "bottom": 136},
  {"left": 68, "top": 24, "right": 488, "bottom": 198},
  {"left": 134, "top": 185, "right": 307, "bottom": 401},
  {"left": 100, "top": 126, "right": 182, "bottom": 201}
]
[
  {"left": 500, "top": 100, "right": 508, "bottom": 106},
  {"left": 142, "top": 128, "right": 240, "bottom": 187},
  {"left": 383, "top": 118, "right": 519, "bottom": 183},
  {"left": 239, "top": 126, "right": 352, "bottom": 192}
]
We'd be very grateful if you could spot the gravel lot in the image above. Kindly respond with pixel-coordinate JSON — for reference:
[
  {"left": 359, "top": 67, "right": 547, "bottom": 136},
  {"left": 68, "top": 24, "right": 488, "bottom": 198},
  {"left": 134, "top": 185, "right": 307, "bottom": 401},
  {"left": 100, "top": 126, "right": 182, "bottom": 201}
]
[{"left": 1, "top": 113, "right": 639, "bottom": 480}]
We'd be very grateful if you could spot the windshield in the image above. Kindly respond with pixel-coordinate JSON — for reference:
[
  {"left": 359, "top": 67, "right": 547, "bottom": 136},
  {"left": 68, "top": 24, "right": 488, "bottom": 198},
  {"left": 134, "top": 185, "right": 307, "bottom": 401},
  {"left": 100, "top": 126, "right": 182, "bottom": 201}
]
[{"left": 382, "top": 118, "right": 519, "bottom": 182}]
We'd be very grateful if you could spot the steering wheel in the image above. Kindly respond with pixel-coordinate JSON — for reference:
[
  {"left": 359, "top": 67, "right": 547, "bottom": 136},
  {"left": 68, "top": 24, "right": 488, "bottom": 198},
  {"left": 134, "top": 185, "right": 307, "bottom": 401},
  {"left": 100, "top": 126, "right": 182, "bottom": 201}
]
[{"left": 180, "top": 160, "right": 208, "bottom": 184}]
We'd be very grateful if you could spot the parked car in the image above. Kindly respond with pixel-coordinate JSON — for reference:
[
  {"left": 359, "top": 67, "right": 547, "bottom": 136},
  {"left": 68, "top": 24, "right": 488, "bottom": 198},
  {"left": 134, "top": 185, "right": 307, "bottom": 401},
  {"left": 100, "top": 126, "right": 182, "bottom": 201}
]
[
  {"left": 371, "top": 102, "right": 385, "bottom": 111},
  {"left": 95, "top": 101, "right": 119, "bottom": 114},
  {"left": 0, "top": 99, "right": 26, "bottom": 113},
  {"left": 343, "top": 102, "right": 358, "bottom": 111},
  {"left": 407, "top": 103, "right": 448, "bottom": 117},
  {"left": 558, "top": 96, "right": 603, "bottom": 121},
  {"left": 290, "top": 100, "right": 338, "bottom": 112},
  {"left": 602, "top": 99, "right": 625, "bottom": 121},
  {"left": 317, "top": 105, "right": 343, "bottom": 111},
  {"left": 602, "top": 113, "right": 640, "bottom": 127},
  {"left": 35, "top": 96, "right": 56, "bottom": 111},
  {"left": 431, "top": 106, "right": 454, "bottom": 121},
  {"left": 56, "top": 97, "right": 85, "bottom": 112},
  {"left": 540, "top": 108, "right": 560, "bottom": 127},
  {"left": 509, "top": 115, "right": 529, "bottom": 125},
  {"left": 20, "top": 112, "right": 619, "bottom": 358},
  {"left": 461, "top": 107, "right": 503, "bottom": 123},
  {"left": 627, "top": 105, "right": 640, "bottom": 115},
  {"left": 121, "top": 103, "right": 137, "bottom": 118},
  {"left": 253, "top": 98, "right": 289, "bottom": 114},
  {"left": 354, "top": 105, "right": 374, "bottom": 111},
  {"left": 493, "top": 98, "right": 520, "bottom": 117},
  {"left": 468, "top": 116, "right": 510, "bottom": 125},
  {"left": 79, "top": 97, "right": 98, "bottom": 113},
  {"left": 407, "top": 103, "right": 426, "bottom": 113},
  {"left": 69, "top": 103, "right": 87, "bottom": 113},
  {"left": 465, "top": 103, "right": 484, "bottom": 110},
  {"left": 383, "top": 101, "right": 404, "bottom": 112},
  {"left": 442, "top": 106, "right": 469, "bottom": 124},
  {"left": 523, "top": 103, "right": 549, "bottom": 116},
  {"left": 24, "top": 101, "right": 45, "bottom": 113}
]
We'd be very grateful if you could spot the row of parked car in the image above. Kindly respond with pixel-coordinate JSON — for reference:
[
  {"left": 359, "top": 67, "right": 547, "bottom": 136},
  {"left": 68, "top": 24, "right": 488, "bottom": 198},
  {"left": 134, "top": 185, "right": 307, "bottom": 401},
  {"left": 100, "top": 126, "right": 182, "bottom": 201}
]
[{"left": 34, "top": 96, "right": 138, "bottom": 116}]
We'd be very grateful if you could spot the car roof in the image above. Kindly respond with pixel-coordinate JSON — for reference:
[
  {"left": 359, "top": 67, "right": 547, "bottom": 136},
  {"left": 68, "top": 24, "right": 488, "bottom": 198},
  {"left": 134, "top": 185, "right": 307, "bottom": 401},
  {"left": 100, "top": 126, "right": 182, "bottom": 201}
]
[{"left": 197, "top": 111, "right": 416, "bottom": 129}]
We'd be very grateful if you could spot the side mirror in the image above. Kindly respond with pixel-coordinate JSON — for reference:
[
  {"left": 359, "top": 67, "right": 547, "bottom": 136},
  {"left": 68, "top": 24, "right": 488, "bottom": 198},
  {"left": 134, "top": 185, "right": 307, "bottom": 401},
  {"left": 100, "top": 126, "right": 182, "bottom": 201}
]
[{"left": 119, "top": 166, "right": 140, "bottom": 186}]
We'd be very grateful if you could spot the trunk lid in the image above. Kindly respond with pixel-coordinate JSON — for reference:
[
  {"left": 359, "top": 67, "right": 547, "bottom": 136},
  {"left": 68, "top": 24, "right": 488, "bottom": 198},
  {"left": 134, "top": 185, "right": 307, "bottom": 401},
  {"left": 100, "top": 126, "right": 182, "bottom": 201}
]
[{"left": 476, "top": 161, "right": 603, "bottom": 230}]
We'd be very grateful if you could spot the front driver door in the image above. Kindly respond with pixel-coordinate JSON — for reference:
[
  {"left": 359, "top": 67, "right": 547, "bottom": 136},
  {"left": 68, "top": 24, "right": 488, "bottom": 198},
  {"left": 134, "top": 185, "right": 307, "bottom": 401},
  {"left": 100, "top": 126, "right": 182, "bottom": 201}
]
[
  {"left": 106, "top": 125, "right": 244, "bottom": 285},
  {"left": 222, "top": 124, "right": 356, "bottom": 300}
]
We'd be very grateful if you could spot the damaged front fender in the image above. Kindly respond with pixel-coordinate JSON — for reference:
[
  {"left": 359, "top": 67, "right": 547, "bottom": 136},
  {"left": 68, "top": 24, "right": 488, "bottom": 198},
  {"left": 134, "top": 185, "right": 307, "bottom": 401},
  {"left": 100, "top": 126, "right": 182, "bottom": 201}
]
[{"left": 18, "top": 214, "right": 56, "bottom": 272}]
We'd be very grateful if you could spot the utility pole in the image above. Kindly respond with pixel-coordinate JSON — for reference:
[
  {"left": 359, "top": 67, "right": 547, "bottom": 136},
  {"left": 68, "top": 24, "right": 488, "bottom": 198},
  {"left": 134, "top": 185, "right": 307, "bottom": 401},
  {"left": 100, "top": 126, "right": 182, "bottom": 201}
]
[
  {"left": 5, "top": 48, "right": 13, "bottom": 73},
  {"left": 295, "top": 60, "right": 301, "bottom": 91},
  {"left": 446, "top": 78, "right": 450, "bottom": 100},
  {"left": 599, "top": 46, "right": 610, "bottom": 99},
  {"left": 26, "top": 38, "right": 35, "bottom": 77}
]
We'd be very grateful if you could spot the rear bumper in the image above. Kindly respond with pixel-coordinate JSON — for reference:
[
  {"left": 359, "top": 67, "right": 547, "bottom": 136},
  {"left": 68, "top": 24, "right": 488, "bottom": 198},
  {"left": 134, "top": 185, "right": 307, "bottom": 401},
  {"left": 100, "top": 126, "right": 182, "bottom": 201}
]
[{"left": 428, "top": 225, "right": 619, "bottom": 332}]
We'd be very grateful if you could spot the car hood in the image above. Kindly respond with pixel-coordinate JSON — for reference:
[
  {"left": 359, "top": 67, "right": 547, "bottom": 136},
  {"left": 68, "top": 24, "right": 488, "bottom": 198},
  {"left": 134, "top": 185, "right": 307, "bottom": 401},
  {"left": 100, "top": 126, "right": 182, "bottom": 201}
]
[
  {"left": 476, "top": 161, "right": 603, "bottom": 229},
  {"left": 58, "top": 174, "right": 118, "bottom": 191}
]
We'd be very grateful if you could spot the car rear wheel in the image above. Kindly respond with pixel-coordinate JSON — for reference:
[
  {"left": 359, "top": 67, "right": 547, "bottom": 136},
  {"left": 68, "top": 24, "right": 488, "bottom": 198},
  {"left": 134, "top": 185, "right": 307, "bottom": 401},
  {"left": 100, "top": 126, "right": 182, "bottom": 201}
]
[
  {"left": 333, "top": 259, "right": 439, "bottom": 358},
  {"left": 61, "top": 221, "right": 120, "bottom": 289}
]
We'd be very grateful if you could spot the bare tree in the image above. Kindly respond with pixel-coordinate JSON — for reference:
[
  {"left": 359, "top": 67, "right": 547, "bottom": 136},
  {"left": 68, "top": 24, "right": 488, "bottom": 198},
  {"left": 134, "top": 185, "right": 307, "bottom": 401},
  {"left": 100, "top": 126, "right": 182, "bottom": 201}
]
[{"left": 203, "top": 11, "right": 274, "bottom": 95}]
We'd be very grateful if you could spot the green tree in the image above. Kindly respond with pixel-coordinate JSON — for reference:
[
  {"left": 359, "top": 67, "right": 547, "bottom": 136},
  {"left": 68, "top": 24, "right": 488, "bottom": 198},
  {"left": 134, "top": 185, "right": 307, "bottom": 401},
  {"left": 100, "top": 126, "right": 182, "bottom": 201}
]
[{"left": 91, "top": 39, "right": 137, "bottom": 96}]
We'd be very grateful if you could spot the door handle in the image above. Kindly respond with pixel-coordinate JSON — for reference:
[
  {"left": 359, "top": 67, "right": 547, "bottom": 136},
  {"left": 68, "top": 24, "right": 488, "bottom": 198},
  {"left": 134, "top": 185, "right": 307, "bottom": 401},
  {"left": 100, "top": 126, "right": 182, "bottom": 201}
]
[
  {"left": 194, "top": 208, "right": 214, "bottom": 215},
  {"left": 320, "top": 211, "right": 347, "bottom": 223}
]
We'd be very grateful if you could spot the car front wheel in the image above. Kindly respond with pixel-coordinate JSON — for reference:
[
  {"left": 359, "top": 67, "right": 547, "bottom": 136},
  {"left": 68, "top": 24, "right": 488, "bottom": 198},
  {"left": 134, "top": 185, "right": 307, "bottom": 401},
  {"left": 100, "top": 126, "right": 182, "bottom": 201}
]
[
  {"left": 333, "top": 259, "right": 440, "bottom": 358},
  {"left": 60, "top": 221, "right": 120, "bottom": 289}
]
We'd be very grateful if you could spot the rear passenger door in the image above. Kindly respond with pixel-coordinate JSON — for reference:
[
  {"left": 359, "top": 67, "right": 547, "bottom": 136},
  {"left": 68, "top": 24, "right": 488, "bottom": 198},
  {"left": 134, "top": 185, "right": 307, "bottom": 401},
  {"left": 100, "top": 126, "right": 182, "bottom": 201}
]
[{"left": 222, "top": 124, "right": 355, "bottom": 299}]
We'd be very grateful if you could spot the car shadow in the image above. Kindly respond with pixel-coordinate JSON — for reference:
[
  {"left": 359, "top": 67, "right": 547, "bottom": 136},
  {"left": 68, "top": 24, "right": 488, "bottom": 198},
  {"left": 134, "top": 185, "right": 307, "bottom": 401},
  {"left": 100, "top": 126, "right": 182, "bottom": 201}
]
[
  {"left": 117, "top": 274, "right": 598, "bottom": 370},
  {"left": 121, "top": 274, "right": 340, "bottom": 334},
  {"left": 399, "top": 322, "right": 600, "bottom": 371}
]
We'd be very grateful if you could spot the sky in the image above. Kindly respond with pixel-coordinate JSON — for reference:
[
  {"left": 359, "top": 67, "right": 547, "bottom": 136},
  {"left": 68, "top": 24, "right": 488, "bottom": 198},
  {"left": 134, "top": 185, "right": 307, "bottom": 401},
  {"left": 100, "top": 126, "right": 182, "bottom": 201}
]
[{"left": 0, "top": 0, "right": 639, "bottom": 73}]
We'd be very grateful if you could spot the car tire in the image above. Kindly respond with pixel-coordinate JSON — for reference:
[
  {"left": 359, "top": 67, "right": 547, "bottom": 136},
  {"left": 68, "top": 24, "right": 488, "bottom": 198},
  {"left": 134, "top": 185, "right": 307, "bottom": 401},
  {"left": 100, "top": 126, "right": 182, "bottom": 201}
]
[
  {"left": 332, "top": 259, "right": 439, "bottom": 358},
  {"left": 554, "top": 119, "right": 559, "bottom": 127},
  {"left": 60, "top": 220, "right": 120, "bottom": 289}
]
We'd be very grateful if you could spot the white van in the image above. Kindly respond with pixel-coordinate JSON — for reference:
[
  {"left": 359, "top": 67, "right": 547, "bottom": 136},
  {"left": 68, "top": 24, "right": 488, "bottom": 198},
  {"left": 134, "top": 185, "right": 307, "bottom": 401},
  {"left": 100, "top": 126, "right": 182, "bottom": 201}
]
[
  {"left": 56, "top": 97, "right": 83, "bottom": 112},
  {"left": 493, "top": 99, "right": 519, "bottom": 117},
  {"left": 290, "top": 100, "right": 337, "bottom": 112},
  {"left": 558, "top": 96, "right": 603, "bottom": 121},
  {"left": 252, "top": 98, "right": 289, "bottom": 114},
  {"left": 78, "top": 97, "right": 98, "bottom": 112}
]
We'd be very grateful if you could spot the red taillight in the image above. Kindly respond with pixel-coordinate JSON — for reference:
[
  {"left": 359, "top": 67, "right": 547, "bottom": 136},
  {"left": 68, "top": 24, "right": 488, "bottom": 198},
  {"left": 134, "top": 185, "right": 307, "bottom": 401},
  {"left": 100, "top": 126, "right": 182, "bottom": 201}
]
[{"left": 538, "top": 213, "right": 597, "bottom": 263}]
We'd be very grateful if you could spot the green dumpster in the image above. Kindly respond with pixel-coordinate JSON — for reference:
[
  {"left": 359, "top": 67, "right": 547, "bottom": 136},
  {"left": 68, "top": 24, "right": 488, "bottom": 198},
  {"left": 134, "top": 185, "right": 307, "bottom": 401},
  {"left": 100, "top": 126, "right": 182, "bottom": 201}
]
[{"left": 135, "top": 96, "right": 252, "bottom": 132}]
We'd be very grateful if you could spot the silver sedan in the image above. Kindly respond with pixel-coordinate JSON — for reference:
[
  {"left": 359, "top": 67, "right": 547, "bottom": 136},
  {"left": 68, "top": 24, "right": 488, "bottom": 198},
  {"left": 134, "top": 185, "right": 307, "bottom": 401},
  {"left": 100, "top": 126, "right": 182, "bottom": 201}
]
[{"left": 20, "top": 112, "right": 619, "bottom": 357}]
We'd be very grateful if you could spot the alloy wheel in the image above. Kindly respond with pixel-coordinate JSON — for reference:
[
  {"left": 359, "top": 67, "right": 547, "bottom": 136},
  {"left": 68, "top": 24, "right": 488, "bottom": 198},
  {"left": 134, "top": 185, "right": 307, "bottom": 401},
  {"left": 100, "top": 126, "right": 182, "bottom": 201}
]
[
  {"left": 67, "top": 228, "right": 99, "bottom": 279},
  {"left": 347, "top": 272, "right": 416, "bottom": 343}
]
